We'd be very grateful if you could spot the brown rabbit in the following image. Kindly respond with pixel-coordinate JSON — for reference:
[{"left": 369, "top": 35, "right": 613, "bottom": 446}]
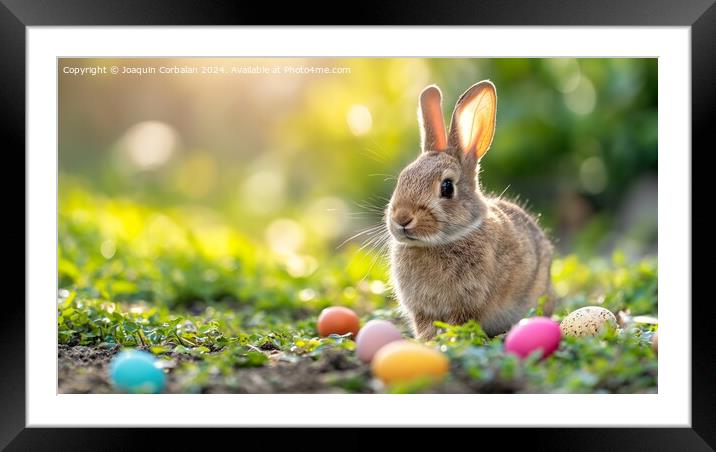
[{"left": 386, "top": 81, "right": 554, "bottom": 340}]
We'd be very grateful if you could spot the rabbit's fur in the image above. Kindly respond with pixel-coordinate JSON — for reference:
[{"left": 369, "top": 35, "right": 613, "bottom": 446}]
[{"left": 386, "top": 81, "right": 554, "bottom": 339}]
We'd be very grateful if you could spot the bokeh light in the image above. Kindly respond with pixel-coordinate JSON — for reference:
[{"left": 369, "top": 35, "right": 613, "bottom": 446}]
[
  {"left": 579, "top": 156, "right": 608, "bottom": 194},
  {"left": 119, "top": 121, "right": 178, "bottom": 170},
  {"left": 285, "top": 254, "right": 318, "bottom": 278},
  {"left": 346, "top": 104, "right": 373, "bottom": 136},
  {"left": 241, "top": 169, "right": 286, "bottom": 215},
  {"left": 305, "top": 196, "right": 350, "bottom": 240},
  {"left": 547, "top": 58, "right": 582, "bottom": 94},
  {"left": 564, "top": 76, "right": 597, "bottom": 115},
  {"left": 266, "top": 219, "right": 305, "bottom": 255},
  {"left": 100, "top": 239, "right": 116, "bottom": 259}
]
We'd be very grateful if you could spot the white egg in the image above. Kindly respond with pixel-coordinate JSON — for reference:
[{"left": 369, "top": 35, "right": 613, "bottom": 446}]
[{"left": 560, "top": 306, "right": 617, "bottom": 337}]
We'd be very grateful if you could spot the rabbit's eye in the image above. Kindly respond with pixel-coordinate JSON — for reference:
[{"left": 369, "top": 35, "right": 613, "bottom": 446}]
[{"left": 440, "top": 179, "right": 454, "bottom": 199}]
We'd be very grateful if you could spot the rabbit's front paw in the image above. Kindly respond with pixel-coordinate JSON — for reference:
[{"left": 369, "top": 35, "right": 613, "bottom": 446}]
[{"left": 412, "top": 314, "right": 438, "bottom": 341}]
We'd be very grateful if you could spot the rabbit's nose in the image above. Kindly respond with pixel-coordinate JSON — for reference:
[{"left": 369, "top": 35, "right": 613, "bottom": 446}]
[{"left": 392, "top": 209, "right": 415, "bottom": 228}]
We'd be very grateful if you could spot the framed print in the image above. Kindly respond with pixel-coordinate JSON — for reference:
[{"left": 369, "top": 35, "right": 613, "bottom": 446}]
[{"left": 7, "top": 0, "right": 713, "bottom": 448}]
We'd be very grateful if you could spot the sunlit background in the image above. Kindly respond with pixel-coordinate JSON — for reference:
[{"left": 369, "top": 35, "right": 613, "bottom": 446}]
[{"left": 59, "top": 57, "right": 657, "bottom": 271}]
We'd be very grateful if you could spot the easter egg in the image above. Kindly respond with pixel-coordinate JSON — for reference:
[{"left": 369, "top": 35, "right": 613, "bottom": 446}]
[
  {"left": 109, "top": 349, "right": 165, "bottom": 394},
  {"left": 560, "top": 306, "right": 617, "bottom": 337},
  {"left": 355, "top": 319, "right": 403, "bottom": 363},
  {"left": 317, "top": 306, "right": 360, "bottom": 338},
  {"left": 652, "top": 331, "right": 658, "bottom": 354},
  {"left": 504, "top": 317, "right": 561, "bottom": 359},
  {"left": 371, "top": 340, "right": 449, "bottom": 384}
]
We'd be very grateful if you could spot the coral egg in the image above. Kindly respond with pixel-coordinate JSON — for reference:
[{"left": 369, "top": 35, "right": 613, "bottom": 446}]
[{"left": 317, "top": 306, "right": 360, "bottom": 338}]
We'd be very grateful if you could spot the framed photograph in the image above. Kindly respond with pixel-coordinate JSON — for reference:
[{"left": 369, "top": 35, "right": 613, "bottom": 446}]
[{"left": 9, "top": 0, "right": 711, "bottom": 448}]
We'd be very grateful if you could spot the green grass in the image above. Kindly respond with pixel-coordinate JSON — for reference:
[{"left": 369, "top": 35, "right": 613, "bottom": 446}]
[{"left": 58, "top": 184, "right": 658, "bottom": 393}]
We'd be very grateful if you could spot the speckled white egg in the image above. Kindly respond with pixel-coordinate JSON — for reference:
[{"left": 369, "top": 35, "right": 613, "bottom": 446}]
[{"left": 560, "top": 306, "right": 617, "bottom": 337}]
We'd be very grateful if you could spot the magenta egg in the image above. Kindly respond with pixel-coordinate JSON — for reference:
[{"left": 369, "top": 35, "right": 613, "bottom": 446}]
[
  {"left": 504, "top": 317, "right": 561, "bottom": 359},
  {"left": 355, "top": 319, "right": 403, "bottom": 363}
]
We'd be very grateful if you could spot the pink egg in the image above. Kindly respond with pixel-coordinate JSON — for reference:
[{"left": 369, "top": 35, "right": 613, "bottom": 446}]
[
  {"left": 355, "top": 320, "right": 403, "bottom": 363},
  {"left": 504, "top": 317, "right": 561, "bottom": 359}
]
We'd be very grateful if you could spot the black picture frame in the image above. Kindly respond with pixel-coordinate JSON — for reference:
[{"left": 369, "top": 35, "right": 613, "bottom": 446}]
[{"left": 6, "top": 0, "right": 712, "bottom": 449}]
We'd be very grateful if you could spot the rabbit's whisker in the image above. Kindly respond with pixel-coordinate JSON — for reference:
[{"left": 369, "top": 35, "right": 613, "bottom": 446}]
[
  {"left": 336, "top": 224, "right": 386, "bottom": 250},
  {"left": 358, "top": 231, "right": 389, "bottom": 253},
  {"left": 496, "top": 184, "right": 511, "bottom": 201},
  {"left": 368, "top": 173, "right": 397, "bottom": 181},
  {"left": 351, "top": 200, "right": 387, "bottom": 214},
  {"left": 358, "top": 231, "right": 391, "bottom": 282}
]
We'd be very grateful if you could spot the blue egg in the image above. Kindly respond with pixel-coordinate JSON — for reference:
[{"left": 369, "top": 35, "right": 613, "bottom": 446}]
[{"left": 109, "top": 350, "right": 166, "bottom": 393}]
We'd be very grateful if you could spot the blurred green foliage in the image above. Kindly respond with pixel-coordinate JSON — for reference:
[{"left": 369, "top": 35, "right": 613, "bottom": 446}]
[{"left": 59, "top": 57, "right": 657, "bottom": 256}]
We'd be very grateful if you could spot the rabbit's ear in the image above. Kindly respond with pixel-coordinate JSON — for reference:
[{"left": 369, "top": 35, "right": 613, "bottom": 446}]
[
  {"left": 418, "top": 85, "right": 448, "bottom": 152},
  {"left": 448, "top": 81, "right": 497, "bottom": 161}
]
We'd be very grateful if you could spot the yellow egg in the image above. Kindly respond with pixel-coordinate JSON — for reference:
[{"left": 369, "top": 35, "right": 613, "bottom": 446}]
[
  {"left": 371, "top": 340, "right": 449, "bottom": 385},
  {"left": 560, "top": 306, "right": 617, "bottom": 337}
]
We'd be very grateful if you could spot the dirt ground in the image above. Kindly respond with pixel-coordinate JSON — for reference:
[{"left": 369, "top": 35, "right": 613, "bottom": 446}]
[{"left": 58, "top": 345, "right": 520, "bottom": 394}]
